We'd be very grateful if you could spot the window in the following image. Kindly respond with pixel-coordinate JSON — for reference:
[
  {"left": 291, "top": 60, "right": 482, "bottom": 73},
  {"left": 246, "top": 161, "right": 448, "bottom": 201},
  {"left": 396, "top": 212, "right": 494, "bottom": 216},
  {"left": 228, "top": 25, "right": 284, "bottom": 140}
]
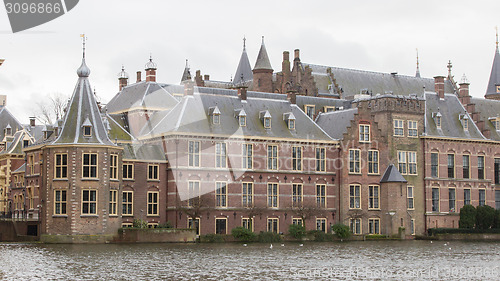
[
  {"left": 410, "top": 219, "right": 415, "bottom": 235},
  {"left": 109, "top": 190, "right": 118, "bottom": 216},
  {"left": 123, "top": 164, "right": 134, "bottom": 180},
  {"left": 431, "top": 188, "right": 439, "bottom": 212},
  {"left": 349, "top": 218, "right": 361, "bottom": 235},
  {"left": 368, "top": 218, "right": 380, "bottom": 234},
  {"left": 82, "top": 153, "right": 97, "bottom": 178},
  {"left": 264, "top": 116, "right": 271, "bottom": 129},
  {"left": 148, "top": 164, "right": 159, "bottom": 180},
  {"left": 448, "top": 188, "right": 456, "bottom": 212},
  {"left": 27, "top": 188, "right": 34, "bottom": 209},
  {"left": 478, "top": 156, "right": 485, "bottom": 180},
  {"left": 463, "top": 155, "right": 470, "bottom": 179},
  {"left": 316, "top": 184, "right": 326, "bottom": 208},
  {"left": 436, "top": 116, "right": 442, "bottom": 129},
  {"left": 493, "top": 119, "right": 500, "bottom": 131},
  {"left": 495, "top": 190, "right": 500, "bottom": 210},
  {"left": 82, "top": 190, "right": 97, "bottom": 215},
  {"left": 213, "top": 113, "right": 220, "bottom": 125},
  {"left": 292, "top": 218, "right": 303, "bottom": 226},
  {"left": 267, "top": 183, "right": 278, "bottom": 208},
  {"left": 55, "top": 153, "right": 68, "bottom": 179},
  {"left": 188, "top": 218, "right": 200, "bottom": 235},
  {"left": 267, "top": 145, "right": 278, "bottom": 170},
  {"left": 408, "top": 120, "right": 418, "bottom": 137},
  {"left": 215, "top": 182, "right": 227, "bottom": 208},
  {"left": 316, "top": 218, "right": 327, "bottom": 233},
  {"left": 188, "top": 141, "right": 200, "bottom": 167},
  {"left": 28, "top": 155, "right": 34, "bottom": 175},
  {"left": 83, "top": 125, "right": 92, "bottom": 137},
  {"left": 368, "top": 150, "right": 379, "bottom": 174},
  {"left": 242, "top": 182, "right": 253, "bottom": 207},
  {"left": 110, "top": 154, "right": 118, "bottom": 180},
  {"left": 147, "top": 191, "right": 159, "bottom": 216},
  {"left": 54, "top": 190, "right": 67, "bottom": 215},
  {"left": 288, "top": 119, "right": 295, "bottom": 130},
  {"left": 462, "top": 118, "right": 468, "bottom": 131},
  {"left": 292, "top": 146, "right": 302, "bottom": 171},
  {"left": 239, "top": 116, "right": 246, "bottom": 127},
  {"left": 305, "top": 105, "right": 315, "bottom": 119},
  {"left": 316, "top": 147, "right": 326, "bottom": 172},
  {"left": 464, "top": 189, "right": 471, "bottom": 206},
  {"left": 267, "top": 218, "right": 279, "bottom": 233},
  {"left": 398, "top": 151, "right": 407, "bottom": 174},
  {"left": 479, "top": 189, "right": 486, "bottom": 206},
  {"left": 359, "top": 124, "right": 370, "bottom": 142},
  {"left": 349, "top": 185, "right": 361, "bottom": 209},
  {"left": 447, "top": 154, "right": 455, "bottom": 178},
  {"left": 147, "top": 223, "right": 159, "bottom": 229},
  {"left": 495, "top": 158, "right": 500, "bottom": 185},
  {"left": 431, "top": 153, "right": 439, "bottom": 178},
  {"left": 122, "top": 191, "right": 133, "bottom": 216},
  {"left": 368, "top": 185, "right": 379, "bottom": 209},
  {"left": 215, "top": 143, "right": 227, "bottom": 168},
  {"left": 122, "top": 223, "right": 133, "bottom": 228},
  {"left": 242, "top": 144, "right": 253, "bottom": 169},
  {"left": 349, "top": 149, "right": 361, "bottom": 174},
  {"left": 292, "top": 183, "right": 303, "bottom": 207},
  {"left": 188, "top": 181, "right": 200, "bottom": 207},
  {"left": 324, "top": 106, "right": 335, "bottom": 113},
  {"left": 407, "top": 186, "right": 414, "bottom": 209},
  {"left": 408, "top": 152, "right": 417, "bottom": 175},
  {"left": 215, "top": 218, "right": 227, "bottom": 234},
  {"left": 242, "top": 218, "right": 253, "bottom": 231},
  {"left": 394, "top": 119, "right": 404, "bottom": 136}
]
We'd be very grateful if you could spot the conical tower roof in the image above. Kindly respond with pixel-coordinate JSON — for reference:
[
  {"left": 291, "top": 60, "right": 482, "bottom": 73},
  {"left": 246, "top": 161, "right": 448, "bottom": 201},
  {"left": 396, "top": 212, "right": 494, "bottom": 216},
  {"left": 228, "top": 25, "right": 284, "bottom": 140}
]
[
  {"left": 254, "top": 36, "right": 273, "bottom": 71},
  {"left": 233, "top": 37, "right": 253, "bottom": 85},
  {"left": 485, "top": 36, "right": 500, "bottom": 98},
  {"left": 181, "top": 59, "right": 192, "bottom": 82}
]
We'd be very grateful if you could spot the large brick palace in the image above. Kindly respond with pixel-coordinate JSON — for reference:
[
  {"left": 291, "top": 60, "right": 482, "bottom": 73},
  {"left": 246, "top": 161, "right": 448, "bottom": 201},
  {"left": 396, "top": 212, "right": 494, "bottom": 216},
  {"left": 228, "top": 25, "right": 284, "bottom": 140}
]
[{"left": 1, "top": 36, "right": 500, "bottom": 241}]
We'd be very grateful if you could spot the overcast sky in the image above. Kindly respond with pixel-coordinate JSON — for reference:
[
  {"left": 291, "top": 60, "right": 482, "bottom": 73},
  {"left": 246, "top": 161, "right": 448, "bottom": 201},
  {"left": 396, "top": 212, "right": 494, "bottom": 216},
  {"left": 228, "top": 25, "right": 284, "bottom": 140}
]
[{"left": 1, "top": 0, "right": 499, "bottom": 123}]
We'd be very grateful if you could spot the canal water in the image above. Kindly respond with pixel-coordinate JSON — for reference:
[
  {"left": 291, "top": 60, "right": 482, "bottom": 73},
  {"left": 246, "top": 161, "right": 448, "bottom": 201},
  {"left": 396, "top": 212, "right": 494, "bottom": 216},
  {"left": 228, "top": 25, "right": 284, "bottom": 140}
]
[{"left": 0, "top": 241, "right": 499, "bottom": 280}]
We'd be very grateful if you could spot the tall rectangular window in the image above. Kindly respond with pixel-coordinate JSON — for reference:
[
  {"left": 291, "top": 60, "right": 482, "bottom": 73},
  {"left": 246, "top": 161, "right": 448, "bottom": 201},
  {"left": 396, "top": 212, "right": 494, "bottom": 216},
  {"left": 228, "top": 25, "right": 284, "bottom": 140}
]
[
  {"left": 407, "top": 186, "right": 414, "bottom": 209},
  {"left": 478, "top": 156, "right": 485, "bottom": 180},
  {"left": 188, "top": 181, "right": 200, "bottom": 207},
  {"left": 148, "top": 164, "right": 159, "bottom": 180},
  {"left": 267, "top": 145, "right": 278, "bottom": 170},
  {"left": 316, "top": 147, "right": 326, "bottom": 172},
  {"left": 242, "top": 218, "right": 253, "bottom": 231},
  {"left": 463, "top": 155, "right": 470, "bottom": 179},
  {"left": 368, "top": 218, "right": 380, "bottom": 234},
  {"left": 394, "top": 119, "right": 404, "bottom": 136},
  {"left": 215, "top": 143, "right": 227, "bottom": 168},
  {"left": 292, "top": 146, "right": 302, "bottom": 171},
  {"left": 54, "top": 190, "right": 67, "bottom": 215},
  {"left": 188, "top": 141, "right": 200, "bottom": 167},
  {"left": 449, "top": 188, "right": 456, "bottom": 212},
  {"left": 82, "top": 190, "right": 97, "bottom": 215},
  {"left": 82, "top": 153, "right": 97, "bottom": 178},
  {"left": 147, "top": 191, "right": 159, "bottom": 216},
  {"left": 349, "top": 185, "right": 361, "bottom": 209},
  {"left": 292, "top": 218, "right": 303, "bottom": 226},
  {"left": 350, "top": 218, "right": 361, "bottom": 235},
  {"left": 495, "top": 158, "right": 500, "bottom": 184},
  {"left": 242, "top": 182, "right": 253, "bottom": 207},
  {"left": 55, "top": 153, "right": 68, "bottom": 179},
  {"left": 447, "top": 154, "right": 455, "bottom": 178},
  {"left": 292, "top": 183, "right": 303, "bottom": 207},
  {"left": 368, "top": 185, "right": 379, "bottom": 209},
  {"left": 464, "top": 189, "right": 471, "bottom": 206},
  {"left": 122, "top": 191, "right": 133, "bottom": 216},
  {"left": 242, "top": 144, "right": 253, "bottom": 169},
  {"left": 215, "top": 218, "right": 227, "bottom": 234},
  {"left": 410, "top": 219, "right": 415, "bottom": 235},
  {"left": 110, "top": 154, "right": 118, "bottom": 180},
  {"left": 267, "top": 183, "right": 278, "bottom": 208},
  {"left": 305, "top": 105, "right": 315, "bottom": 119},
  {"left": 316, "top": 218, "right": 327, "bottom": 233},
  {"left": 408, "top": 151, "right": 417, "bottom": 175},
  {"left": 188, "top": 218, "right": 200, "bottom": 235},
  {"left": 123, "top": 164, "right": 134, "bottom": 180},
  {"left": 431, "top": 153, "right": 438, "bottom": 178},
  {"left": 408, "top": 120, "right": 418, "bottom": 137},
  {"left": 368, "top": 150, "right": 379, "bottom": 174},
  {"left": 215, "top": 182, "right": 227, "bottom": 208},
  {"left": 109, "top": 190, "right": 118, "bottom": 216},
  {"left": 479, "top": 189, "right": 486, "bottom": 206},
  {"left": 316, "top": 184, "right": 326, "bottom": 208},
  {"left": 267, "top": 218, "right": 279, "bottom": 233},
  {"left": 432, "top": 188, "right": 439, "bottom": 212},
  {"left": 398, "top": 151, "right": 407, "bottom": 174},
  {"left": 495, "top": 190, "right": 500, "bottom": 210},
  {"left": 349, "top": 149, "right": 360, "bottom": 174},
  {"left": 359, "top": 124, "right": 370, "bottom": 142}
]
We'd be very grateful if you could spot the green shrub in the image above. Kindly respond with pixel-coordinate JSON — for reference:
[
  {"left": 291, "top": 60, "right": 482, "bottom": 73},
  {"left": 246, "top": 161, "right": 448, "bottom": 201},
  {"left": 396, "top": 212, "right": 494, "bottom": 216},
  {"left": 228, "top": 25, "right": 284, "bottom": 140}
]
[
  {"left": 257, "top": 231, "right": 282, "bottom": 243},
  {"left": 231, "top": 227, "right": 256, "bottom": 242},
  {"left": 476, "top": 205, "right": 496, "bottom": 230},
  {"left": 200, "top": 233, "right": 225, "bottom": 243},
  {"left": 157, "top": 221, "right": 173, "bottom": 228},
  {"left": 428, "top": 228, "right": 500, "bottom": 236},
  {"left": 133, "top": 219, "right": 148, "bottom": 229},
  {"left": 288, "top": 224, "right": 306, "bottom": 239},
  {"left": 459, "top": 205, "right": 476, "bottom": 229},
  {"left": 307, "top": 230, "right": 334, "bottom": 242},
  {"left": 331, "top": 223, "right": 351, "bottom": 239},
  {"left": 495, "top": 210, "right": 500, "bottom": 228}
]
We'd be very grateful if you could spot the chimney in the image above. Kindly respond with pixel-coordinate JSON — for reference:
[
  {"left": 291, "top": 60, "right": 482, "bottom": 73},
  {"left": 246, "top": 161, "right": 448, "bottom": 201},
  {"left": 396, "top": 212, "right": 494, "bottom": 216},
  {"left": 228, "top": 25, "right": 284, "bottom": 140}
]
[
  {"left": 118, "top": 66, "right": 129, "bottom": 91},
  {"left": 29, "top": 117, "right": 35, "bottom": 127},
  {"left": 434, "top": 76, "right": 445, "bottom": 99},
  {"left": 282, "top": 51, "right": 290, "bottom": 74},
  {"left": 287, "top": 91, "right": 296, "bottom": 104},
  {"left": 294, "top": 49, "right": 300, "bottom": 60},
  {"left": 184, "top": 80, "right": 194, "bottom": 96},
  {"left": 145, "top": 57, "right": 157, "bottom": 82},
  {"left": 204, "top": 74, "right": 210, "bottom": 81},
  {"left": 137, "top": 71, "right": 142, "bottom": 83},
  {"left": 238, "top": 86, "right": 247, "bottom": 100}
]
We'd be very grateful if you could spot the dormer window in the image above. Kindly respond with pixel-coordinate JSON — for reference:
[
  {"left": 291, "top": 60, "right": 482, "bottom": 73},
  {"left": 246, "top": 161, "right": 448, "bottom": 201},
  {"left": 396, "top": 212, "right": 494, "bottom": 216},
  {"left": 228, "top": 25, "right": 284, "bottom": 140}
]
[
  {"left": 305, "top": 105, "right": 315, "bottom": 119},
  {"left": 489, "top": 117, "right": 500, "bottom": 131},
  {"left": 460, "top": 114, "right": 469, "bottom": 131},
  {"left": 283, "top": 112, "right": 296, "bottom": 130},
  {"left": 235, "top": 109, "right": 247, "bottom": 127},
  {"left": 239, "top": 116, "right": 246, "bottom": 127},
  {"left": 82, "top": 117, "right": 92, "bottom": 137},
  {"left": 289, "top": 119, "right": 295, "bottom": 130},
  {"left": 432, "top": 112, "right": 442, "bottom": 129},
  {"left": 261, "top": 110, "right": 272, "bottom": 129},
  {"left": 23, "top": 140, "right": 29, "bottom": 148},
  {"left": 4, "top": 124, "right": 12, "bottom": 136},
  {"left": 209, "top": 106, "right": 221, "bottom": 125}
]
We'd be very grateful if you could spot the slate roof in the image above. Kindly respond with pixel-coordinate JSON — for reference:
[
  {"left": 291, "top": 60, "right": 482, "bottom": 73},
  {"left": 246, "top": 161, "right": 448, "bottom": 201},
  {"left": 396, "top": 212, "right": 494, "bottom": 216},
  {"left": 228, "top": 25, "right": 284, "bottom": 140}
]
[
  {"left": 253, "top": 38, "right": 273, "bottom": 71},
  {"left": 380, "top": 164, "right": 407, "bottom": 183},
  {"left": 121, "top": 143, "right": 165, "bottom": 161},
  {"left": 470, "top": 97, "right": 500, "bottom": 141},
  {"left": 424, "top": 92, "right": 484, "bottom": 140},
  {"left": 0, "top": 106, "right": 23, "bottom": 141},
  {"left": 181, "top": 60, "right": 192, "bottom": 83},
  {"left": 12, "top": 163, "right": 25, "bottom": 174},
  {"left": 1, "top": 129, "right": 33, "bottom": 154},
  {"left": 485, "top": 46, "right": 500, "bottom": 98},
  {"left": 316, "top": 108, "right": 358, "bottom": 140},
  {"left": 233, "top": 43, "right": 253, "bottom": 86}
]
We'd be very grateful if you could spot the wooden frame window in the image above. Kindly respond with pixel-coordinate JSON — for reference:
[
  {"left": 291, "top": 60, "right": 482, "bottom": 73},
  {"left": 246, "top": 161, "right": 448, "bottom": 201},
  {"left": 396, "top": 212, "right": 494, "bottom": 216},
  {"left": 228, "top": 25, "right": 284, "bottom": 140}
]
[
  {"left": 188, "top": 181, "right": 200, "bottom": 207},
  {"left": 350, "top": 218, "right": 361, "bottom": 235},
  {"left": 215, "top": 182, "right": 227, "bottom": 208},
  {"left": 394, "top": 119, "right": 404, "bottom": 136},
  {"left": 432, "top": 187, "right": 439, "bottom": 212},
  {"left": 368, "top": 185, "right": 379, "bottom": 209},
  {"left": 267, "top": 145, "right": 278, "bottom": 170},
  {"left": 122, "top": 191, "right": 133, "bottom": 216},
  {"left": 82, "top": 153, "right": 97, "bottom": 178},
  {"left": 54, "top": 190, "right": 67, "bottom": 215},
  {"left": 215, "top": 143, "right": 227, "bottom": 168},
  {"left": 242, "top": 182, "right": 253, "bottom": 208},
  {"left": 368, "top": 150, "right": 379, "bottom": 174},
  {"left": 242, "top": 144, "right": 253, "bottom": 169},
  {"left": 188, "top": 141, "right": 200, "bottom": 167},
  {"left": 478, "top": 156, "right": 485, "bottom": 180},
  {"left": 408, "top": 120, "right": 418, "bottom": 137},
  {"left": 316, "top": 218, "right": 327, "bottom": 233},
  {"left": 292, "top": 183, "right": 303, "bottom": 207},
  {"left": 349, "top": 184, "right": 361, "bottom": 209},
  {"left": 447, "top": 154, "right": 455, "bottom": 178},
  {"left": 349, "top": 149, "right": 361, "bottom": 174},
  {"left": 368, "top": 218, "right": 380, "bottom": 234},
  {"left": 267, "top": 218, "right": 279, "bottom": 233},
  {"left": 55, "top": 153, "right": 68, "bottom": 179},
  {"left": 148, "top": 164, "right": 159, "bottom": 180},
  {"left": 449, "top": 188, "right": 456, "bottom": 212},
  {"left": 407, "top": 186, "right": 414, "bottom": 209},
  {"left": 316, "top": 147, "right": 326, "bottom": 172},
  {"left": 316, "top": 184, "right": 326, "bottom": 208},
  {"left": 123, "top": 163, "right": 134, "bottom": 180},
  {"left": 82, "top": 190, "right": 97, "bottom": 215},
  {"left": 463, "top": 155, "right": 470, "bottom": 179},
  {"left": 359, "top": 124, "right": 370, "bottom": 142},
  {"left": 109, "top": 190, "right": 118, "bottom": 216},
  {"left": 147, "top": 191, "right": 159, "bottom": 216},
  {"left": 110, "top": 154, "right": 118, "bottom": 180},
  {"left": 292, "top": 146, "right": 302, "bottom": 171},
  {"left": 267, "top": 183, "right": 279, "bottom": 208}
]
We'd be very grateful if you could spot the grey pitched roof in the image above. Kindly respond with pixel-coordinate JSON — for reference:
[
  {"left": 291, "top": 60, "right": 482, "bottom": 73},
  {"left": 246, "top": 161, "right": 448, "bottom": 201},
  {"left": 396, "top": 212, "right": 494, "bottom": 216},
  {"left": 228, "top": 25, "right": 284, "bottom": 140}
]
[
  {"left": 1, "top": 129, "right": 33, "bottom": 154},
  {"left": 52, "top": 57, "right": 114, "bottom": 145},
  {"left": 316, "top": 108, "right": 358, "bottom": 140},
  {"left": 424, "top": 92, "right": 484, "bottom": 140},
  {"left": 233, "top": 44, "right": 253, "bottom": 85},
  {"left": 303, "top": 63, "right": 455, "bottom": 97},
  {"left": 380, "top": 164, "right": 407, "bottom": 183},
  {"left": 0, "top": 106, "right": 23, "bottom": 141},
  {"left": 181, "top": 60, "right": 192, "bottom": 83},
  {"left": 12, "top": 163, "right": 25, "bottom": 174},
  {"left": 485, "top": 47, "right": 500, "bottom": 98},
  {"left": 470, "top": 97, "right": 500, "bottom": 141},
  {"left": 253, "top": 38, "right": 273, "bottom": 71},
  {"left": 121, "top": 143, "right": 165, "bottom": 161}
]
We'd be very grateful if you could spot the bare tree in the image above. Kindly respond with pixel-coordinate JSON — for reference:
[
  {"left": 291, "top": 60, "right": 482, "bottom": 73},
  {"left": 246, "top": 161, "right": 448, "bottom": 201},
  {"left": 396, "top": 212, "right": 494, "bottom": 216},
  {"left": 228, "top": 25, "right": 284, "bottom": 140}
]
[
  {"left": 33, "top": 93, "right": 68, "bottom": 125},
  {"left": 178, "top": 193, "right": 215, "bottom": 222},
  {"left": 287, "top": 201, "right": 328, "bottom": 231}
]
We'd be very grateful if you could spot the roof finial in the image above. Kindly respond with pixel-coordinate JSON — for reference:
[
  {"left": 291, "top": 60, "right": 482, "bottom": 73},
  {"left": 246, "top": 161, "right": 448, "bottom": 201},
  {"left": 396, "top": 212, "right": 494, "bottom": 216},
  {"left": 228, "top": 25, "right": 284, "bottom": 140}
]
[
  {"left": 415, "top": 48, "right": 421, "bottom": 78},
  {"left": 243, "top": 36, "right": 246, "bottom": 49},
  {"left": 496, "top": 26, "right": 499, "bottom": 51},
  {"left": 185, "top": 59, "right": 189, "bottom": 68},
  {"left": 80, "top": 33, "right": 86, "bottom": 58},
  {"left": 261, "top": 36, "right": 264, "bottom": 45},
  {"left": 447, "top": 60, "right": 453, "bottom": 78}
]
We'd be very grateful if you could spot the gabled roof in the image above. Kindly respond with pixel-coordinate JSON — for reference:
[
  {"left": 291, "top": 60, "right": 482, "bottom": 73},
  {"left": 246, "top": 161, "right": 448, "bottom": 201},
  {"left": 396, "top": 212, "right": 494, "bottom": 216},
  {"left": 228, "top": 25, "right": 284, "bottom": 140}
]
[
  {"left": 253, "top": 37, "right": 273, "bottom": 71},
  {"left": 0, "top": 106, "right": 23, "bottom": 141},
  {"left": 380, "top": 164, "right": 407, "bottom": 183},
  {"left": 316, "top": 108, "right": 358, "bottom": 140},
  {"left": 121, "top": 143, "right": 165, "bottom": 161},
  {"left": 233, "top": 41, "right": 253, "bottom": 86},
  {"left": 470, "top": 97, "right": 500, "bottom": 141},
  {"left": 485, "top": 46, "right": 500, "bottom": 98}
]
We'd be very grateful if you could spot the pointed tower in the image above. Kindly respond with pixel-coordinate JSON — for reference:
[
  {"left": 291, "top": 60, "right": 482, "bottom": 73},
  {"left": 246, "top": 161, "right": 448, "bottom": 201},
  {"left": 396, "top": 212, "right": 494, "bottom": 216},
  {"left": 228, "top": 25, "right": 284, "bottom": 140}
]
[
  {"left": 485, "top": 28, "right": 500, "bottom": 100},
  {"left": 252, "top": 36, "right": 274, "bottom": 93},
  {"left": 145, "top": 55, "right": 157, "bottom": 82},
  {"left": 233, "top": 37, "right": 252, "bottom": 86},
  {"left": 415, "top": 49, "right": 421, "bottom": 78},
  {"left": 181, "top": 59, "right": 192, "bottom": 84}
]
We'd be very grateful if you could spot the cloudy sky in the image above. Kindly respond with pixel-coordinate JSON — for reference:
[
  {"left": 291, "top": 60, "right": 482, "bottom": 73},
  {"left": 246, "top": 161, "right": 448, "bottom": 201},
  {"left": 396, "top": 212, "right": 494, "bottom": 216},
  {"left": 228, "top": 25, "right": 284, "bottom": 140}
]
[{"left": 0, "top": 0, "right": 499, "bottom": 123}]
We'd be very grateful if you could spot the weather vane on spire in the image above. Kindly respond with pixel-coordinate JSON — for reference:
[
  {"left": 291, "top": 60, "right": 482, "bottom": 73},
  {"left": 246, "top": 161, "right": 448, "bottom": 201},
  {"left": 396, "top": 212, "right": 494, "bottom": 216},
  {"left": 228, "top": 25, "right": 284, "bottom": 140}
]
[
  {"left": 496, "top": 26, "right": 498, "bottom": 50},
  {"left": 415, "top": 48, "right": 421, "bottom": 78},
  {"left": 243, "top": 36, "right": 246, "bottom": 49},
  {"left": 80, "top": 33, "right": 86, "bottom": 58}
]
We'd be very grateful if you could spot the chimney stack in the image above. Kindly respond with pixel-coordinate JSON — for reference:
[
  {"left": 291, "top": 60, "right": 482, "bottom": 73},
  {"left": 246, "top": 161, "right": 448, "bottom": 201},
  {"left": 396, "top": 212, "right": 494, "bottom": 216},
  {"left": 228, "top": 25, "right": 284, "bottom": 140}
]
[
  {"left": 145, "top": 56, "right": 157, "bottom": 82},
  {"left": 184, "top": 80, "right": 194, "bottom": 96},
  {"left": 294, "top": 49, "right": 300, "bottom": 60},
  {"left": 434, "top": 76, "right": 445, "bottom": 99},
  {"left": 118, "top": 66, "right": 129, "bottom": 91},
  {"left": 287, "top": 91, "right": 296, "bottom": 104},
  {"left": 137, "top": 71, "right": 142, "bottom": 83},
  {"left": 204, "top": 74, "right": 210, "bottom": 81},
  {"left": 29, "top": 117, "right": 35, "bottom": 127},
  {"left": 238, "top": 86, "right": 247, "bottom": 100}
]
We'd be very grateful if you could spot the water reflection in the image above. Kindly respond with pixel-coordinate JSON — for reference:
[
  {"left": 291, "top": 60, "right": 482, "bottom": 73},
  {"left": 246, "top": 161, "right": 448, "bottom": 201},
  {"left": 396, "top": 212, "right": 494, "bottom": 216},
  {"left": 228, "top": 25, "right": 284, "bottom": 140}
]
[{"left": 0, "top": 241, "right": 499, "bottom": 280}]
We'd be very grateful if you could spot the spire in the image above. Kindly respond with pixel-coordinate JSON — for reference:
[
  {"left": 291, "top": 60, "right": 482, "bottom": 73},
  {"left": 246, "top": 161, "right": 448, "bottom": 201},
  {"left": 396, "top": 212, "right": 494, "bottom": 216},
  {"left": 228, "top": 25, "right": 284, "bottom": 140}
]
[
  {"left": 485, "top": 29, "right": 500, "bottom": 99},
  {"left": 447, "top": 60, "right": 453, "bottom": 80},
  {"left": 181, "top": 59, "right": 192, "bottom": 83},
  {"left": 253, "top": 36, "right": 273, "bottom": 71},
  {"left": 77, "top": 34, "right": 90, "bottom": 77},
  {"left": 496, "top": 26, "right": 499, "bottom": 52},
  {"left": 415, "top": 48, "right": 420, "bottom": 78},
  {"left": 233, "top": 37, "right": 252, "bottom": 86}
]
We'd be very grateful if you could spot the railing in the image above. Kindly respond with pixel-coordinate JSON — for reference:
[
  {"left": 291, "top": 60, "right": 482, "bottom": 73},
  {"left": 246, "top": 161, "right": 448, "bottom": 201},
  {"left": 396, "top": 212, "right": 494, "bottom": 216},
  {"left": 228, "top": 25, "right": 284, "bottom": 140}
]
[{"left": 0, "top": 210, "right": 40, "bottom": 221}]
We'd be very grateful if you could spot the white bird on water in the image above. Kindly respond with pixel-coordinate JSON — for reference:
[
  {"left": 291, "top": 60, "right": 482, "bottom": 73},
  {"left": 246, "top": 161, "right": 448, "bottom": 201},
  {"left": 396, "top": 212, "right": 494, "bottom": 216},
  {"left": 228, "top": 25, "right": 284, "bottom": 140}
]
[
  {"left": 243, "top": 244, "right": 247, "bottom": 247},
  {"left": 299, "top": 244, "right": 304, "bottom": 247},
  {"left": 270, "top": 244, "right": 273, "bottom": 249},
  {"left": 281, "top": 243, "right": 285, "bottom": 247}
]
